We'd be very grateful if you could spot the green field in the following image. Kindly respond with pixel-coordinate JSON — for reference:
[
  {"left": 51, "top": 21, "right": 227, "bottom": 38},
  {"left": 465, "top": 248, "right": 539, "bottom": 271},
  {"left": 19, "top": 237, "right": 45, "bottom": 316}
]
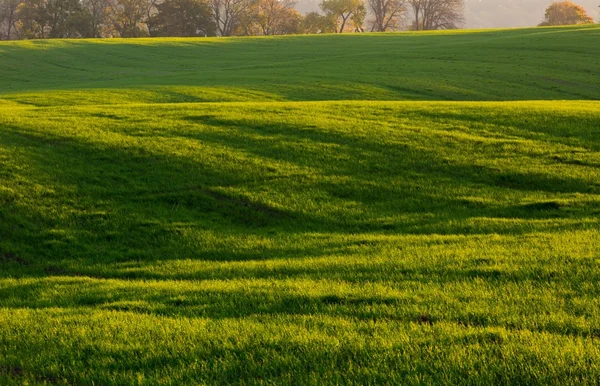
[{"left": 1, "top": 26, "right": 600, "bottom": 384}]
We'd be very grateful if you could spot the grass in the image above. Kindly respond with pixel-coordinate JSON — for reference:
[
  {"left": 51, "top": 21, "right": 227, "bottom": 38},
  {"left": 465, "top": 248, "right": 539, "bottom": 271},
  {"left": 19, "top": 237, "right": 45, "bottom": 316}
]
[
  {"left": 1, "top": 26, "right": 600, "bottom": 384},
  {"left": 1, "top": 25, "right": 599, "bottom": 105}
]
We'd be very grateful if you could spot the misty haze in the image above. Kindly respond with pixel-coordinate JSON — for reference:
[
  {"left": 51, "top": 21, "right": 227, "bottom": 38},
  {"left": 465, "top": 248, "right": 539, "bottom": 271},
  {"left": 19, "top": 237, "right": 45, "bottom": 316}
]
[{"left": 293, "top": 0, "right": 599, "bottom": 28}]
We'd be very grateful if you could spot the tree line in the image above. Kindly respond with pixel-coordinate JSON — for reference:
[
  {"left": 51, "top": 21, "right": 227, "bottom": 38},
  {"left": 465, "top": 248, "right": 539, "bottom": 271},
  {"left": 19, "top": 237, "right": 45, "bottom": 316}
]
[{"left": 0, "top": 0, "right": 465, "bottom": 39}]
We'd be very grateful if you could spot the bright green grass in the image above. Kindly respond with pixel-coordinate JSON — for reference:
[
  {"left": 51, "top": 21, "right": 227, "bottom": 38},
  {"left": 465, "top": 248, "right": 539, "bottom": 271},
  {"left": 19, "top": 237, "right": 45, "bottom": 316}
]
[{"left": 1, "top": 27, "right": 600, "bottom": 385}]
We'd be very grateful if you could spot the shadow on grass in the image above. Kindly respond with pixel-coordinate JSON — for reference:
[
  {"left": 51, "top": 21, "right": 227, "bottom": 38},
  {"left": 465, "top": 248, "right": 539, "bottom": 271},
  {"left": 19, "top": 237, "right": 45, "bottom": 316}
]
[
  {"left": 179, "top": 115, "right": 599, "bottom": 195},
  {"left": 0, "top": 114, "right": 598, "bottom": 277},
  {"left": 410, "top": 108, "right": 600, "bottom": 151},
  {"left": 2, "top": 268, "right": 600, "bottom": 340}
]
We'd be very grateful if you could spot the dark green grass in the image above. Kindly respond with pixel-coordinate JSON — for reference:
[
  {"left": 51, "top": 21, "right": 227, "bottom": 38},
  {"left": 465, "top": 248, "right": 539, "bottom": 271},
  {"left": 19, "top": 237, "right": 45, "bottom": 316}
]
[
  {"left": 1, "top": 26, "right": 600, "bottom": 385},
  {"left": 0, "top": 25, "right": 599, "bottom": 105}
]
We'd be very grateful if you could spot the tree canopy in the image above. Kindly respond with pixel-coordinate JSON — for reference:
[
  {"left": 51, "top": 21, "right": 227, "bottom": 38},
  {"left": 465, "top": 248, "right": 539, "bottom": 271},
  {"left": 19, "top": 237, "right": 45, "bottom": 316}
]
[
  {"left": 539, "top": 1, "right": 594, "bottom": 26},
  {"left": 320, "top": 0, "right": 365, "bottom": 33}
]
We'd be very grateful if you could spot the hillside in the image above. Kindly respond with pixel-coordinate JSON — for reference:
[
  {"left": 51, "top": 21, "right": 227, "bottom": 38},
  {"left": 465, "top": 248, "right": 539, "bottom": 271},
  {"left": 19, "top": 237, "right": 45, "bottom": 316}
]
[
  {"left": 1, "top": 27, "right": 600, "bottom": 384},
  {"left": 1, "top": 25, "right": 599, "bottom": 105}
]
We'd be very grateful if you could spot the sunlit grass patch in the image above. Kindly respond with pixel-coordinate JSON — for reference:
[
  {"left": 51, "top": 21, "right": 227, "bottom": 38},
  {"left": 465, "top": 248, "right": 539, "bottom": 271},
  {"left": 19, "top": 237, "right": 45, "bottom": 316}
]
[{"left": 1, "top": 27, "right": 600, "bottom": 384}]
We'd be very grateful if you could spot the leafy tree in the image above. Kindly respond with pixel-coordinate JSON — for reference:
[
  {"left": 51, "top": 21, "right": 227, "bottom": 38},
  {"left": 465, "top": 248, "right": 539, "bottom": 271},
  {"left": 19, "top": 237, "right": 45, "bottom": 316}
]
[
  {"left": 107, "top": 0, "right": 151, "bottom": 37},
  {"left": 277, "top": 7, "right": 302, "bottom": 34},
  {"left": 149, "top": 0, "right": 215, "bottom": 36},
  {"left": 300, "top": 11, "right": 336, "bottom": 33},
  {"left": 408, "top": 0, "right": 463, "bottom": 30},
  {"left": 539, "top": 1, "right": 594, "bottom": 26},
  {"left": 16, "top": 0, "right": 90, "bottom": 38},
  {"left": 319, "top": 0, "right": 365, "bottom": 33},
  {"left": 81, "top": 0, "right": 111, "bottom": 37},
  {"left": 17, "top": 0, "right": 49, "bottom": 38},
  {"left": 45, "top": 0, "right": 87, "bottom": 37}
]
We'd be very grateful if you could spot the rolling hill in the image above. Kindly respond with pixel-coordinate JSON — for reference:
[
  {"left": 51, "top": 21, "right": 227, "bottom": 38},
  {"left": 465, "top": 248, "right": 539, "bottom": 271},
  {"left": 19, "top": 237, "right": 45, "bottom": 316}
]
[{"left": 1, "top": 26, "right": 599, "bottom": 384}]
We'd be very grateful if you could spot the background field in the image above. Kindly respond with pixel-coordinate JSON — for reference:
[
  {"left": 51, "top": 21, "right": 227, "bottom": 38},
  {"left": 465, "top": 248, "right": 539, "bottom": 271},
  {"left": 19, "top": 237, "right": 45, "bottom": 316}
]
[
  {"left": 1, "top": 26, "right": 600, "bottom": 385},
  {"left": 1, "top": 25, "right": 600, "bottom": 105}
]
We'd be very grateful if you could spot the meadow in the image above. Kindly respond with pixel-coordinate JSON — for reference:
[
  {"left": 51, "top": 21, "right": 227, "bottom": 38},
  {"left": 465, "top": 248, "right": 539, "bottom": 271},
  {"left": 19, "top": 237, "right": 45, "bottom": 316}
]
[{"left": 0, "top": 25, "right": 600, "bottom": 384}]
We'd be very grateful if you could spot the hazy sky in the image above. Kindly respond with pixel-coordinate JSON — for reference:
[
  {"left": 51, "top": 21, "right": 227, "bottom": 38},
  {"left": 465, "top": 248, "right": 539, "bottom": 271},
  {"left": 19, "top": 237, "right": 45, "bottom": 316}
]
[
  {"left": 295, "top": 0, "right": 599, "bottom": 29},
  {"left": 465, "top": 0, "right": 599, "bottom": 28}
]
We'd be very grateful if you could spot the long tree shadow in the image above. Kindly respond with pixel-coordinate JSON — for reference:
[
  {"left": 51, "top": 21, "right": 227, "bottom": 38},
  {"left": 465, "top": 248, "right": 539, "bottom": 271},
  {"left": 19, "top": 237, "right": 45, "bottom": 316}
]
[
  {"left": 2, "top": 263, "right": 599, "bottom": 339},
  {"left": 409, "top": 106, "right": 600, "bottom": 151},
  {"left": 1, "top": 110, "right": 598, "bottom": 278},
  {"left": 178, "top": 114, "right": 599, "bottom": 195}
]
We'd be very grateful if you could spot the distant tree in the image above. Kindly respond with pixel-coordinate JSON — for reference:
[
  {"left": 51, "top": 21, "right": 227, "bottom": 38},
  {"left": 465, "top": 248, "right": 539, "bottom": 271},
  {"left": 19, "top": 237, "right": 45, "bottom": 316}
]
[
  {"left": 538, "top": 1, "right": 594, "bottom": 26},
  {"left": 367, "top": 0, "right": 405, "bottom": 31},
  {"left": 16, "top": 0, "right": 92, "bottom": 38},
  {"left": 254, "top": 0, "right": 301, "bottom": 35},
  {"left": 408, "top": 0, "right": 463, "bottom": 30},
  {"left": 232, "top": 2, "right": 258, "bottom": 34},
  {"left": 211, "top": 0, "right": 255, "bottom": 36},
  {"left": 17, "top": 0, "right": 49, "bottom": 38},
  {"left": 81, "top": 0, "right": 111, "bottom": 37},
  {"left": 300, "top": 11, "right": 336, "bottom": 33},
  {"left": 45, "top": 0, "right": 87, "bottom": 37},
  {"left": 0, "top": 0, "right": 20, "bottom": 39},
  {"left": 144, "top": 0, "right": 159, "bottom": 35},
  {"left": 279, "top": 8, "right": 303, "bottom": 33},
  {"left": 319, "top": 0, "right": 365, "bottom": 32},
  {"left": 351, "top": 1, "right": 365, "bottom": 30},
  {"left": 149, "top": 0, "right": 215, "bottom": 36},
  {"left": 107, "top": 0, "right": 151, "bottom": 37}
]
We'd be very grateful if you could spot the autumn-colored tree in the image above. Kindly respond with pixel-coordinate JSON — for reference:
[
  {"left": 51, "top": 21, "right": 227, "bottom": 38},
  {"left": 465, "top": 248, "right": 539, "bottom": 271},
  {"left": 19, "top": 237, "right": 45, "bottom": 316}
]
[
  {"left": 254, "top": 0, "right": 300, "bottom": 35},
  {"left": 538, "top": 1, "right": 593, "bottom": 26},
  {"left": 319, "top": 0, "right": 365, "bottom": 32},
  {"left": 367, "top": 0, "right": 405, "bottom": 31},
  {"left": 277, "top": 7, "right": 302, "bottom": 34},
  {"left": 408, "top": 0, "right": 463, "bottom": 30}
]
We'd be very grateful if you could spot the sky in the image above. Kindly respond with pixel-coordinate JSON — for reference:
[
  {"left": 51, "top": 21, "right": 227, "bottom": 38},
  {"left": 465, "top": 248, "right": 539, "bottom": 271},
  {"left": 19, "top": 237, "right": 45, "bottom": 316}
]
[{"left": 465, "top": 0, "right": 599, "bottom": 28}]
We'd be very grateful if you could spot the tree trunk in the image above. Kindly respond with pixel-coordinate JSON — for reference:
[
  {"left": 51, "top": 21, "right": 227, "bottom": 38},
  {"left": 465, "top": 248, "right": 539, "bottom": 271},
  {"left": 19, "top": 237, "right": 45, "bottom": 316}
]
[
  {"left": 7, "top": 11, "right": 14, "bottom": 39},
  {"left": 414, "top": 6, "right": 419, "bottom": 30},
  {"left": 339, "top": 14, "right": 349, "bottom": 33}
]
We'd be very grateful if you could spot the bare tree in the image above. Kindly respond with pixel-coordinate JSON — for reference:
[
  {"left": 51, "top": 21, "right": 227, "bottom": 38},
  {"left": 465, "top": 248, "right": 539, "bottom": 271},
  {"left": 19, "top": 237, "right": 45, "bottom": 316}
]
[
  {"left": 408, "top": 0, "right": 463, "bottom": 30},
  {"left": 367, "top": 0, "right": 405, "bottom": 31},
  {"left": 0, "top": 0, "right": 20, "bottom": 39},
  {"left": 211, "top": 0, "right": 255, "bottom": 36}
]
